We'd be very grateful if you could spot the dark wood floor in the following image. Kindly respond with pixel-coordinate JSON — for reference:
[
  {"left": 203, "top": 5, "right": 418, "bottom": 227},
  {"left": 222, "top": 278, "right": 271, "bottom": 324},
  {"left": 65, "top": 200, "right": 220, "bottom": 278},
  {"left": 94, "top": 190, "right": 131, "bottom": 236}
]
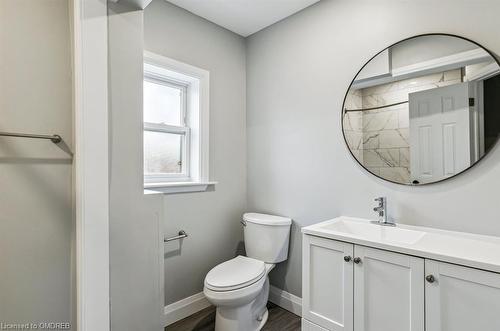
[{"left": 165, "top": 302, "right": 301, "bottom": 331}]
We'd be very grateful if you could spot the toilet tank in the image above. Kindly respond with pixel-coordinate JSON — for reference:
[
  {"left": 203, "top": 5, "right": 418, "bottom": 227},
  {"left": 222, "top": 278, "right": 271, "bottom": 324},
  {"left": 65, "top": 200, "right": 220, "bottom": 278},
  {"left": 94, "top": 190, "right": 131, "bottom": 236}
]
[{"left": 243, "top": 213, "right": 292, "bottom": 263}]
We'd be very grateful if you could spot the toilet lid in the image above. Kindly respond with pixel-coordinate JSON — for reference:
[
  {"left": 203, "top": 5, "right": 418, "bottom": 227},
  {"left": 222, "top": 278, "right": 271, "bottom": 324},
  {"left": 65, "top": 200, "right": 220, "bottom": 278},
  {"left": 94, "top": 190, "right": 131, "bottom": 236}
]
[{"left": 205, "top": 256, "right": 266, "bottom": 292}]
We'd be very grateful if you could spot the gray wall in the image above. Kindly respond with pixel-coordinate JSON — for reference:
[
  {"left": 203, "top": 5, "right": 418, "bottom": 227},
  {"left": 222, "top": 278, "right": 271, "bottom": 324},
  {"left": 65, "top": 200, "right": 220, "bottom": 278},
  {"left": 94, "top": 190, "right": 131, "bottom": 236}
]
[
  {"left": 0, "top": 0, "right": 74, "bottom": 327},
  {"left": 108, "top": 3, "right": 163, "bottom": 331},
  {"left": 246, "top": 0, "right": 500, "bottom": 297},
  {"left": 144, "top": 0, "right": 247, "bottom": 305}
]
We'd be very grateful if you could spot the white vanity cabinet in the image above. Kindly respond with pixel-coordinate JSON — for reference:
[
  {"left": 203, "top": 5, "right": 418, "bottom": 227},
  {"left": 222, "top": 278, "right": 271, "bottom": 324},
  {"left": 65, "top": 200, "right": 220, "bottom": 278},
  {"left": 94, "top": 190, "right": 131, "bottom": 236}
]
[
  {"left": 302, "top": 235, "right": 353, "bottom": 331},
  {"left": 302, "top": 236, "right": 424, "bottom": 331},
  {"left": 425, "top": 260, "right": 500, "bottom": 331},
  {"left": 354, "top": 246, "right": 424, "bottom": 331},
  {"left": 301, "top": 217, "right": 500, "bottom": 331}
]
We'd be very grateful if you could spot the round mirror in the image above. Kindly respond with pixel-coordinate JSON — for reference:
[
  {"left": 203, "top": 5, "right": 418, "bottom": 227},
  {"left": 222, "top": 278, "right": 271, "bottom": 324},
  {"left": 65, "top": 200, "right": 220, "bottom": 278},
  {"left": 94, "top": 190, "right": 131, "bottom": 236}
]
[{"left": 342, "top": 34, "right": 500, "bottom": 185}]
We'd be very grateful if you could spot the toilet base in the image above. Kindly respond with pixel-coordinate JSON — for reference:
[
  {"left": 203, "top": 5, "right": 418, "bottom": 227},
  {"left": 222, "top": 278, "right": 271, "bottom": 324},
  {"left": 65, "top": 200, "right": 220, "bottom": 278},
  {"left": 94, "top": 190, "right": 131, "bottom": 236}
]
[
  {"left": 213, "top": 278, "right": 270, "bottom": 331},
  {"left": 214, "top": 306, "right": 268, "bottom": 331},
  {"left": 257, "top": 309, "right": 269, "bottom": 330}
]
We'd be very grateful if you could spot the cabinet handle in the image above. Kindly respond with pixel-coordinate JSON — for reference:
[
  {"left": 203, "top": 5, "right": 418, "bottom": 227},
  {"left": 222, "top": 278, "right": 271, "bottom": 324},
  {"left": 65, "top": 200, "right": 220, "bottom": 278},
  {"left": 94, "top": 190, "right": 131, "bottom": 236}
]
[
  {"left": 344, "top": 256, "right": 352, "bottom": 262},
  {"left": 353, "top": 257, "right": 362, "bottom": 264},
  {"left": 426, "top": 275, "right": 435, "bottom": 283}
]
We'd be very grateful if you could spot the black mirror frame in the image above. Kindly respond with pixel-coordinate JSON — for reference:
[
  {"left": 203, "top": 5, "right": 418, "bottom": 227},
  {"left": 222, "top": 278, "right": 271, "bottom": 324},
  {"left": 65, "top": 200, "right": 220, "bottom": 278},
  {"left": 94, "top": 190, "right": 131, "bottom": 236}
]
[{"left": 341, "top": 33, "right": 500, "bottom": 186}]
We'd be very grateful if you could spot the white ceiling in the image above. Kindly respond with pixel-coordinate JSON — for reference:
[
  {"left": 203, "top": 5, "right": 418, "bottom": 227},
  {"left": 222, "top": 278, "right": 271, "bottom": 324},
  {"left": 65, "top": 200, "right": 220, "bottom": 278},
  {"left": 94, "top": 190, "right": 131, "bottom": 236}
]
[{"left": 164, "top": 0, "right": 321, "bottom": 37}]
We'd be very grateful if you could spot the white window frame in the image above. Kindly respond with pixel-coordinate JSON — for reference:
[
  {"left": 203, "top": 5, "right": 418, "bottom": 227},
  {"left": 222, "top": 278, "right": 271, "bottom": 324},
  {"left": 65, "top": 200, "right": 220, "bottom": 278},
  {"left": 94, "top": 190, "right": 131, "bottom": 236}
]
[
  {"left": 143, "top": 52, "right": 214, "bottom": 193},
  {"left": 143, "top": 75, "right": 190, "bottom": 182}
]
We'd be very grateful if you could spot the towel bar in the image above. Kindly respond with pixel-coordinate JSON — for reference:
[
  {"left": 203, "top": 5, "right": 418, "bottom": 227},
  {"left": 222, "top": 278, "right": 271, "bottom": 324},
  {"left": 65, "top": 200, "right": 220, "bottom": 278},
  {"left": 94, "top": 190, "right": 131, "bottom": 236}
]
[{"left": 164, "top": 230, "right": 188, "bottom": 242}]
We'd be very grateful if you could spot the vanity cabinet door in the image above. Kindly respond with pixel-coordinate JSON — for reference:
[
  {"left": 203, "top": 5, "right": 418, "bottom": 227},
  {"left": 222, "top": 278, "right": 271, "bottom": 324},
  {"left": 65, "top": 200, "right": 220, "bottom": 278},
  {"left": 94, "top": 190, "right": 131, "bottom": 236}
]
[
  {"left": 425, "top": 260, "right": 500, "bottom": 331},
  {"left": 302, "top": 235, "right": 354, "bottom": 331},
  {"left": 353, "top": 246, "right": 424, "bottom": 331}
]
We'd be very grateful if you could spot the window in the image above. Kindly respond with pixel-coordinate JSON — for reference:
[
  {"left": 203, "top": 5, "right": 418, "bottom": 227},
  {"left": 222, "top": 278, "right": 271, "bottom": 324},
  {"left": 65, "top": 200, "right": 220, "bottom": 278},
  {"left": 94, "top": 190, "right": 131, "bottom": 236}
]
[
  {"left": 143, "top": 52, "right": 211, "bottom": 193},
  {"left": 144, "top": 75, "right": 189, "bottom": 179}
]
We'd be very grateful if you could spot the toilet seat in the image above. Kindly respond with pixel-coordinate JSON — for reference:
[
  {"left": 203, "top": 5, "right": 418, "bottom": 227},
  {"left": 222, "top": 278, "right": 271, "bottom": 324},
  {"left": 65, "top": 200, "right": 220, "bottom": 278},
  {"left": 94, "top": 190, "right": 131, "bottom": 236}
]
[{"left": 205, "top": 256, "right": 265, "bottom": 292}]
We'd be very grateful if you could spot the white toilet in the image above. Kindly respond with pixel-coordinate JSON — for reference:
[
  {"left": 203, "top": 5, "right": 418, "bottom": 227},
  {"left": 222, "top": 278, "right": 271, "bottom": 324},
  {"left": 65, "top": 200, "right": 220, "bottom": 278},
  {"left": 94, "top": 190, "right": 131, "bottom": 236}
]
[{"left": 203, "top": 213, "right": 292, "bottom": 331}]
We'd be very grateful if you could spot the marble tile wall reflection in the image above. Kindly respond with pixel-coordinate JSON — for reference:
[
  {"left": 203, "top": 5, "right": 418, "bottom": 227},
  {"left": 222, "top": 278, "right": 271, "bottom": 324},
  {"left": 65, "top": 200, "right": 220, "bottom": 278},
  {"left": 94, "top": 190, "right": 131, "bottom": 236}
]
[
  {"left": 343, "top": 89, "right": 364, "bottom": 162},
  {"left": 345, "top": 69, "right": 462, "bottom": 184}
]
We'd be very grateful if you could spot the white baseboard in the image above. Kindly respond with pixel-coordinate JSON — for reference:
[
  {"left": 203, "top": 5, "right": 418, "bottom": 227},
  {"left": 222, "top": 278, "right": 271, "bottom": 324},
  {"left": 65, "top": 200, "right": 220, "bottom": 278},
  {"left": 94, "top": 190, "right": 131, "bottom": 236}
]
[
  {"left": 163, "top": 285, "right": 302, "bottom": 326},
  {"left": 163, "top": 291, "right": 211, "bottom": 326},
  {"left": 269, "top": 285, "right": 302, "bottom": 317}
]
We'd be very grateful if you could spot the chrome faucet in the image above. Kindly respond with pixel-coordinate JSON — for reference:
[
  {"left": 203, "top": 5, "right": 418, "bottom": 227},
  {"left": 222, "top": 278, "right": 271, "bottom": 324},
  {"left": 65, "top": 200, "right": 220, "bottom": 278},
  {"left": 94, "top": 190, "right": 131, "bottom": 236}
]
[{"left": 372, "top": 197, "right": 394, "bottom": 226}]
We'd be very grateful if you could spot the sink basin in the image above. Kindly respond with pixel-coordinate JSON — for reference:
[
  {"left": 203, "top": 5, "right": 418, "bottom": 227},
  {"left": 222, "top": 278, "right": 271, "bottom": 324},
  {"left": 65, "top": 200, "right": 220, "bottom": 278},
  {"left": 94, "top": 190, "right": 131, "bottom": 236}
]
[
  {"left": 319, "top": 218, "right": 426, "bottom": 245},
  {"left": 302, "top": 216, "right": 500, "bottom": 274}
]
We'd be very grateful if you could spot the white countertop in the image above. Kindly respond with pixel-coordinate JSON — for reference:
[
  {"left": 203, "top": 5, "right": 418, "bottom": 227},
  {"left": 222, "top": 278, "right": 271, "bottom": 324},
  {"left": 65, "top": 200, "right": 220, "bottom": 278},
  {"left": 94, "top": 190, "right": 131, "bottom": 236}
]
[{"left": 302, "top": 216, "right": 500, "bottom": 274}]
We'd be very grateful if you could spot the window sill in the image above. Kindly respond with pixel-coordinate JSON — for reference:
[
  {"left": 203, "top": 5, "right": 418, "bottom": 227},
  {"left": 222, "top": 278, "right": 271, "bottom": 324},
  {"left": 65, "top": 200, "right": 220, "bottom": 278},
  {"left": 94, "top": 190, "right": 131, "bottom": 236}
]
[{"left": 144, "top": 181, "right": 217, "bottom": 195}]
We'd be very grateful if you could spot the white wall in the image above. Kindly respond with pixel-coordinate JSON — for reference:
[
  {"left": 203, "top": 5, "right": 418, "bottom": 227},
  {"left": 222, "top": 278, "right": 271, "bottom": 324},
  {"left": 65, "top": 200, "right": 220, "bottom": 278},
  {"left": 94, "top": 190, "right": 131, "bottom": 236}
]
[
  {"left": 246, "top": 0, "right": 500, "bottom": 297},
  {"left": 144, "top": 0, "right": 247, "bottom": 305},
  {"left": 108, "top": 3, "right": 163, "bottom": 331},
  {"left": 0, "top": 0, "right": 74, "bottom": 326}
]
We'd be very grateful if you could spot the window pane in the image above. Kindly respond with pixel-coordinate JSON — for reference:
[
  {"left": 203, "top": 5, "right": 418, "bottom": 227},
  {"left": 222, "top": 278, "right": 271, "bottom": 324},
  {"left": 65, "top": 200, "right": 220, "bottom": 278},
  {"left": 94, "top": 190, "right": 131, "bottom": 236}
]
[
  {"left": 144, "top": 131, "right": 182, "bottom": 174},
  {"left": 144, "top": 79, "right": 183, "bottom": 125}
]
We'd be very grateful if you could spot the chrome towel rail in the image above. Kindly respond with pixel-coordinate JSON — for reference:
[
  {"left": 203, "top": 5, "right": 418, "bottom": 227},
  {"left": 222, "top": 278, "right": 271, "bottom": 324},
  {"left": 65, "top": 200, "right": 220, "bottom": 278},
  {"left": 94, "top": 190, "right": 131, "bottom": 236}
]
[
  {"left": 0, "top": 131, "right": 62, "bottom": 144},
  {"left": 164, "top": 230, "right": 188, "bottom": 242}
]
